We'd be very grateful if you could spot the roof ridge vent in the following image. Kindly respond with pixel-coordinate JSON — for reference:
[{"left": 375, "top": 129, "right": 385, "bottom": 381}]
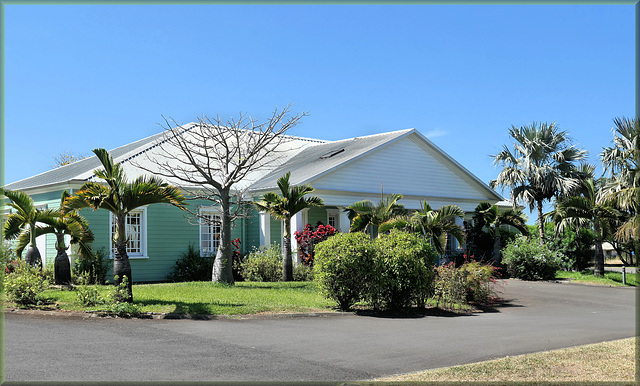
[{"left": 319, "top": 148, "right": 345, "bottom": 159}]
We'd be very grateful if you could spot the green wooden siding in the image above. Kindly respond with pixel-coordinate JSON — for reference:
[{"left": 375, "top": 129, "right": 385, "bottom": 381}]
[{"left": 307, "top": 206, "right": 327, "bottom": 227}]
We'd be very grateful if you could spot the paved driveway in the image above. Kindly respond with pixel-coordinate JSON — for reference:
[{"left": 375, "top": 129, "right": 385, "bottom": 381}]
[{"left": 3, "top": 280, "right": 636, "bottom": 382}]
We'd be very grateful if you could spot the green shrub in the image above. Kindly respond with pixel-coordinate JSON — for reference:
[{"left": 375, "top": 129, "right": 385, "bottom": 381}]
[
  {"left": 240, "top": 244, "right": 282, "bottom": 282},
  {"left": 4, "top": 260, "right": 49, "bottom": 306},
  {"left": 75, "top": 247, "right": 111, "bottom": 285},
  {"left": 372, "top": 231, "right": 437, "bottom": 311},
  {"left": 293, "top": 263, "right": 314, "bottom": 282},
  {"left": 75, "top": 278, "right": 106, "bottom": 306},
  {"left": 167, "top": 244, "right": 214, "bottom": 282},
  {"left": 433, "top": 262, "right": 467, "bottom": 309},
  {"left": 502, "top": 236, "right": 561, "bottom": 280},
  {"left": 313, "top": 232, "right": 375, "bottom": 311}
]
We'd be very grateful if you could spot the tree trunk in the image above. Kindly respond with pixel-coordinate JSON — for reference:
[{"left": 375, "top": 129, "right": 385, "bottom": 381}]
[
  {"left": 212, "top": 189, "right": 234, "bottom": 284},
  {"left": 492, "top": 226, "right": 502, "bottom": 265},
  {"left": 54, "top": 233, "right": 71, "bottom": 285},
  {"left": 282, "top": 218, "right": 293, "bottom": 281},
  {"left": 593, "top": 219, "right": 605, "bottom": 277},
  {"left": 54, "top": 249, "right": 72, "bottom": 285},
  {"left": 24, "top": 245, "right": 42, "bottom": 269},
  {"left": 113, "top": 240, "right": 133, "bottom": 302},
  {"left": 537, "top": 201, "right": 545, "bottom": 244},
  {"left": 113, "top": 213, "right": 133, "bottom": 302}
]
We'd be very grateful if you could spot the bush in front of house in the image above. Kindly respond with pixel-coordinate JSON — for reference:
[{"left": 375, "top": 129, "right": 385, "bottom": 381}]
[
  {"left": 240, "top": 243, "right": 283, "bottom": 282},
  {"left": 75, "top": 247, "right": 110, "bottom": 284},
  {"left": 313, "top": 232, "right": 376, "bottom": 311},
  {"left": 433, "top": 259, "right": 497, "bottom": 309},
  {"left": 4, "top": 260, "right": 50, "bottom": 306},
  {"left": 502, "top": 236, "right": 561, "bottom": 281},
  {"left": 167, "top": 244, "right": 215, "bottom": 282},
  {"left": 371, "top": 230, "right": 437, "bottom": 311}
]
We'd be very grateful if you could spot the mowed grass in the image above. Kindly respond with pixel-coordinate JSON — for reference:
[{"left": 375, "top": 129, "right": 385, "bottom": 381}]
[
  {"left": 40, "top": 281, "right": 336, "bottom": 315},
  {"left": 375, "top": 337, "right": 637, "bottom": 383},
  {"left": 556, "top": 270, "right": 639, "bottom": 286}
]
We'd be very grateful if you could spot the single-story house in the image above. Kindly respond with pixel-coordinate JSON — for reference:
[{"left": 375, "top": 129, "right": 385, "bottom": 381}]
[{"left": 4, "top": 126, "right": 510, "bottom": 282}]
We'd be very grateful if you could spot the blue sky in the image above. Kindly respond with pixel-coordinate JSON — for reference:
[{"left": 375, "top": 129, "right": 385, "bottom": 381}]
[{"left": 3, "top": 4, "right": 636, "bottom": 221}]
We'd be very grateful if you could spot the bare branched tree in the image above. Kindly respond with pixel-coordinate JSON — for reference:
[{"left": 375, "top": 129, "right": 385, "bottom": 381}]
[
  {"left": 52, "top": 150, "right": 87, "bottom": 168},
  {"left": 135, "top": 104, "right": 308, "bottom": 284}
]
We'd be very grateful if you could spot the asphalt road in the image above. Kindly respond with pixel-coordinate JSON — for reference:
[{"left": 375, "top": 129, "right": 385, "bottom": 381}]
[{"left": 3, "top": 280, "right": 637, "bottom": 383}]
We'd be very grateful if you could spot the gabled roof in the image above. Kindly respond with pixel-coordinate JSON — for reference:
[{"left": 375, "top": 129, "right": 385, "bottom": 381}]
[{"left": 249, "top": 129, "right": 413, "bottom": 191}]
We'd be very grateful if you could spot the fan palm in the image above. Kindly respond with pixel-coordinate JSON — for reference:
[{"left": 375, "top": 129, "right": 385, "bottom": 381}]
[
  {"left": 15, "top": 191, "right": 95, "bottom": 284},
  {"left": 598, "top": 117, "right": 639, "bottom": 253},
  {"left": 63, "top": 148, "right": 186, "bottom": 301},
  {"left": 490, "top": 122, "right": 587, "bottom": 243},
  {"left": 379, "top": 200, "right": 465, "bottom": 255},
  {"left": 254, "top": 172, "right": 324, "bottom": 281},
  {"left": 1, "top": 188, "right": 57, "bottom": 267},
  {"left": 472, "top": 202, "right": 529, "bottom": 264},
  {"left": 547, "top": 175, "right": 618, "bottom": 277},
  {"left": 346, "top": 192, "right": 406, "bottom": 235}
]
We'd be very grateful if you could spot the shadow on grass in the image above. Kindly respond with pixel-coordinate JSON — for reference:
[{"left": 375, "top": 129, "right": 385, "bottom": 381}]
[{"left": 135, "top": 299, "right": 245, "bottom": 316}]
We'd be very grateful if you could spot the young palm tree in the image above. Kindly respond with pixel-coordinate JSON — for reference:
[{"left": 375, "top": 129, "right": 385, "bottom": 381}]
[
  {"left": 346, "top": 191, "right": 406, "bottom": 236},
  {"left": 490, "top": 122, "right": 587, "bottom": 243},
  {"left": 379, "top": 200, "right": 464, "bottom": 255},
  {"left": 63, "top": 148, "right": 186, "bottom": 301},
  {"left": 1, "top": 188, "right": 55, "bottom": 267},
  {"left": 598, "top": 117, "right": 639, "bottom": 255},
  {"left": 472, "top": 202, "right": 529, "bottom": 264},
  {"left": 15, "top": 191, "right": 95, "bottom": 285},
  {"left": 254, "top": 172, "right": 323, "bottom": 281},
  {"left": 548, "top": 176, "right": 618, "bottom": 277}
]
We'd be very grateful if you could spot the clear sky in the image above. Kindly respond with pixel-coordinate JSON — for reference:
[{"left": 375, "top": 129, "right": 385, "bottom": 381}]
[{"left": 3, "top": 4, "right": 636, "bottom": 222}]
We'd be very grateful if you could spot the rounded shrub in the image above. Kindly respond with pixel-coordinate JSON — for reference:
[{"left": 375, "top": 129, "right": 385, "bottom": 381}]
[
  {"left": 502, "top": 236, "right": 561, "bottom": 280},
  {"left": 240, "top": 244, "right": 282, "bottom": 282},
  {"left": 313, "top": 232, "right": 375, "bottom": 311},
  {"left": 4, "top": 260, "right": 49, "bottom": 306},
  {"left": 372, "top": 231, "right": 437, "bottom": 311}
]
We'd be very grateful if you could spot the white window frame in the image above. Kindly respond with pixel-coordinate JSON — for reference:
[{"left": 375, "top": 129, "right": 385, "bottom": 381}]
[
  {"left": 199, "top": 209, "right": 221, "bottom": 257},
  {"left": 109, "top": 207, "right": 148, "bottom": 259},
  {"left": 326, "top": 209, "right": 339, "bottom": 229}
]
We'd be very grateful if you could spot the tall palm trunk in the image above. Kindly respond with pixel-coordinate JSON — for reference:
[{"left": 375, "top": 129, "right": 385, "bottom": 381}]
[
  {"left": 492, "top": 226, "right": 502, "bottom": 264},
  {"left": 212, "top": 189, "right": 234, "bottom": 284},
  {"left": 537, "top": 201, "right": 545, "bottom": 244},
  {"left": 593, "top": 219, "right": 605, "bottom": 277},
  {"left": 113, "top": 214, "right": 133, "bottom": 302},
  {"left": 282, "top": 218, "right": 293, "bottom": 281},
  {"left": 54, "top": 233, "right": 71, "bottom": 285}
]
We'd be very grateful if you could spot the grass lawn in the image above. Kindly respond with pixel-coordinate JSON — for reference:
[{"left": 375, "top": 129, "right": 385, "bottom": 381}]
[
  {"left": 35, "top": 281, "right": 336, "bottom": 315},
  {"left": 556, "top": 270, "right": 639, "bottom": 286},
  {"left": 375, "top": 337, "right": 637, "bottom": 383}
]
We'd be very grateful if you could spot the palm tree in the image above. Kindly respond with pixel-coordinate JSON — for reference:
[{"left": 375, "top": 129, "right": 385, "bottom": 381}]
[
  {"left": 1, "top": 188, "right": 55, "bottom": 267},
  {"left": 15, "top": 191, "right": 95, "bottom": 285},
  {"left": 63, "top": 148, "right": 186, "bottom": 301},
  {"left": 472, "top": 202, "right": 529, "bottom": 264},
  {"left": 598, "top": 117, "right": 639, "bottom": 258},
  {"left": 490, "top": 122, "right": 587, "bottom": 243},
  {"left": 346, "top": 191, "right": 406, "bottom": 236},
  {"left": 548, "top": 175, "right": 618, "bottom": 277},
  {"left": 254, "top": 172, "right": 323, "bottom": 281},
  {"left": 380, "top": 200, "right": 465, "bottom": 255}
]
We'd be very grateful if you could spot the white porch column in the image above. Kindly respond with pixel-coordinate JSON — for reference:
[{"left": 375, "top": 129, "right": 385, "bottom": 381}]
[
  {"left": 290, "top": 209, "right": 308, "bottom": 265},
  {"left": 454, "top": 215, "right": 465, "bottom": 250},
  {"left": 337, "top": 206, "right": 351, "bottom": 233},
  {"left": 259, "top": 211, "right": 271, "bottom": 247}
]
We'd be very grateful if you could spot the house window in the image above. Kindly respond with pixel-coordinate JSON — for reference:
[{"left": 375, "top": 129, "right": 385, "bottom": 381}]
[
  {"left": 326, "top": 209, "right": 339, "bottom": 229},
  {"left": 200, "top": 212, "right": 221, "bottom": 256},
  {"left": 110, "top": 208, "right": 146, "bottom": 258}
]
